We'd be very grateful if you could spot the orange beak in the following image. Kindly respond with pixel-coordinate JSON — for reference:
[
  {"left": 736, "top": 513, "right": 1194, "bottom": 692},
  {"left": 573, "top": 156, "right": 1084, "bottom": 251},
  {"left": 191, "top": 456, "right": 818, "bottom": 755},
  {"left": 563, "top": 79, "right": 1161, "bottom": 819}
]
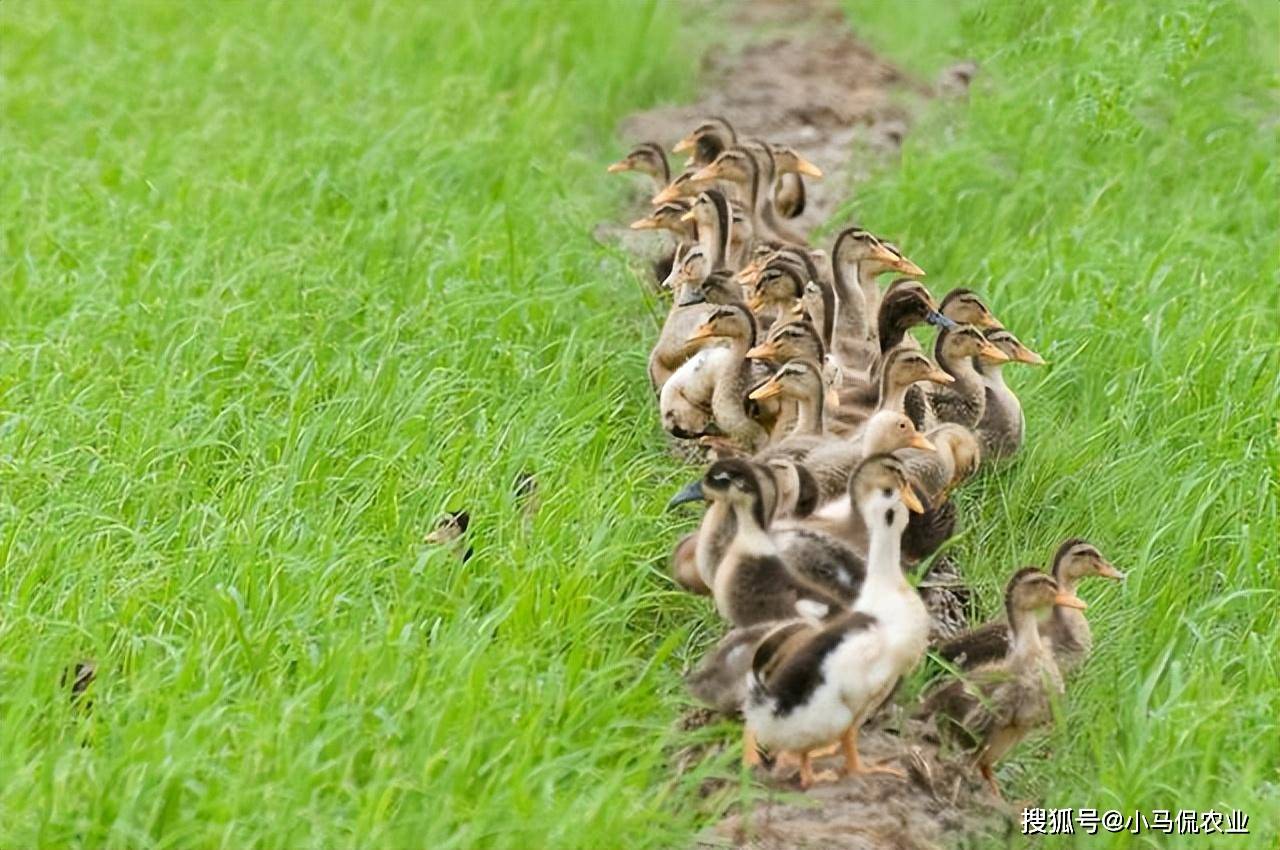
[
  {"left": 672, "top": 135, "right": 696, "bottom": 155},
  {"left": 1097, "top": 562, "right": 1125, "bottom": 581},
  {"left": 690, "top": 163, "right": 722, "bottom": 183},
  {"left": 793, "top": 156, "right": 823, "bottom": 178},
  {"left": 979, "top": 342, "right": 1011, "bottom": 363},
  {"left": 900, "top": 485, "right": 926, "bottom": 514},
  {"left": 687, "top": 323, "right": 717, "bottom": 343},
  {"left": 745, "top": 342, "right": 779, "bottom": 361},
  {"left": 893, "top": 256, "right": 926, "bottom": 277},
  {"left": 651, "top": 184, "right": 683, "bottom": 205},
  {"left": 909, "top": 434, "right": 936, "bottom": 451},
  {"left": 746, "top": 293, "right": 767, "bottom": 313},
  {"left": 1015, "top": 345, "right": 1046, "bottom": 365},
  {"left": 606, "top": 160, "right": 632, "bottom": 174},
  {"left": 748, "top": 379, "right": 783, "bottom": 401},
  {"left": 926, "top": 369, "right": 955, "bottom": 384},
  {"left": 1054, "top": 593, "right": 1088, "bottom": 610},
  {"left": 629, "top": 217, "right": 659, "bottom": 230}
]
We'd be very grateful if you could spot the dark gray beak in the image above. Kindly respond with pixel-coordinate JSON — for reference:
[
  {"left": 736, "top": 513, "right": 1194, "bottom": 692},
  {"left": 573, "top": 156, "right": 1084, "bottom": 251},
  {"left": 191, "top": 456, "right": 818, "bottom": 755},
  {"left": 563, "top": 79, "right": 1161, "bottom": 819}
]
[
  {"left": 667, "top": 480, "right": 705, "bottom": 510},
  {"left": 926, "top": 311, "right": 958, "bottom": 330}
]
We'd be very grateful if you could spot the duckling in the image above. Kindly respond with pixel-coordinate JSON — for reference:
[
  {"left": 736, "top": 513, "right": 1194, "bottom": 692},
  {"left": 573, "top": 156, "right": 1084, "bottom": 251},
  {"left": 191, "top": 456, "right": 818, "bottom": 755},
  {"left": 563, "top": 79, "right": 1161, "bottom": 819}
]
[
  {"left": 896, "top": 424, "right": 982, "bottom": 565},
  {"left": 939, "top": 288, "right": 1002, "bottom": 330},
  {"left": 838, "top": 347, "right": 954, "bottom": 422},
  {"left": 660, "top": 304, "right": 769, "bottom": 451},
  {"left": 679, "top": 189, "right": 735, "bottom": 271},
  {"left": 651, "top": 170, "right": 716, "bottom": 207},
  {"left": 673, "top": 116, "right": 737, "bottom": 167},
  {"left": 748, "top": 359, "right": 827, "bottom": 455},
  {"left": 648, "top": 261, "right": 738, "bottom": 389},
  {"left": 607, "top": 142, "right": 671, "bottom": 192},
  {"left": 671, "top": 459, "right": 846, "bottom": 627},
  {"left": 424, "top": 510, "right": 472, "bottom": 563},
  {"left": 904, "top": 324, "right": 1010, "bottom": 431},
  {"left": 686, "top": 620, "right": 795, "bottom": 715},
  {"left": 974, "top": 327, "right": 1046, "bottom": 460},
  {"left": 920, "top": 567, "right": 1085, "bottom": 798},
  {"left": 769, "top": 144, "right": 823, "bottom": 220},
  {"left": 629, "top": 199, "right": 694, "bottom": 241},
  {"left": 830, "top": 227, "right": 925, "bottom": 361},
  {"left": 744, "top": 455, "right": 931, "bottom": 788},
  {"left": 748, "top": 258, "right": 835, "bottom": 348},
  {"left": 935, "top": 539, "right": 1122, "bottom": 673},
  {"left": 875, "top": 280, "right": 942, "bottom": 360},
  {"left": 690, "top": 145, "right": 804, "bottom": 245},
  {"left": 772, "top": 410, "right": 935, "bottom": 526}
]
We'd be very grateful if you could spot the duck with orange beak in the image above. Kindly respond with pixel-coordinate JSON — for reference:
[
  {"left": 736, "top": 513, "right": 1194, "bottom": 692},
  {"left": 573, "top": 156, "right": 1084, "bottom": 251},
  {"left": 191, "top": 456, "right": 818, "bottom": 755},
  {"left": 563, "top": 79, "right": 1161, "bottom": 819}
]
[
  {"left": 974, "top": 327, "right": 1047, "bottom": 460},
  {"left": 921, "top": 567, "right": 1088, "bottom": 799}
]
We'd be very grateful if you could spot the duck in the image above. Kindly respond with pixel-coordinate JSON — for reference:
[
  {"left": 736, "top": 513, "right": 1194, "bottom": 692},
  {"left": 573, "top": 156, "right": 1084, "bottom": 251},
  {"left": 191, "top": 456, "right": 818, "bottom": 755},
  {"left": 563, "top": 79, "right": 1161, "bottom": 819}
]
[
  {"left": 685, "top": 620, "right": 796, "bottom": 715},
  {"left": 659, "top": 304, "right": 769, "bottom": 451},
  {"left": 896, "top": 423, "right": 982, "bottom": 565},
  {"left": 424, "top": 510, "right": 472, "bottom": 562},
  {"left": 939, "top": 287, "right": 1003, "bottom": 330},
  {"left": 904, "top": 324, "right": 1009, "bottom": 431},
  {"left": 607, "top": 141, "right": 671, "bottom": 192},
  {"left": 935, "top": 539, "right": 1122, "bottom": 673},
  {"left": 744, "top": 455, "right": 932, "bottom": 788},
  {"left": 770, "top": 409, "right": 935, "bottom": 510},
  {"left": 689, "top": 145, "right": 805, "bottom": 245},
  {"left": 681, "top": 189, "right": 735, "bottom": 272},
  {"left": 747, "top": 256, "right": 835, "bottom": 347},
  {"left": 920, "top": 567, "right": 1085, "bottom": 798},
  {"left": 667, "top": 459, "right": 846, "bottom": 628},
  {"left": 829, "top": 227, "right": 925, "bottom": 362},
  {"left": 974, "top": 327, "right": 1046, "bottom": 460},
  {"left": 629, "top": 199, "right": 694, "bottom": 241},
  {"left": 837, "top": 347, "right": 953, "bottom": 423},
  {"left": 672, "top": 116, "right": 737, "bottom": 167},
  {"left": 648, "top": 260, "right": 739, "bottom": 389}
]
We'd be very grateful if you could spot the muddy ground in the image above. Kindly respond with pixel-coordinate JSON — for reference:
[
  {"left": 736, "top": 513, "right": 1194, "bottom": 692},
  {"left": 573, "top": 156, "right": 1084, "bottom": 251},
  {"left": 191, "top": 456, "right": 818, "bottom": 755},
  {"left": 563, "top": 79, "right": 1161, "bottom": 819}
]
[{"left": 609, "top": 1, "right": 1014, "bottom": 848}]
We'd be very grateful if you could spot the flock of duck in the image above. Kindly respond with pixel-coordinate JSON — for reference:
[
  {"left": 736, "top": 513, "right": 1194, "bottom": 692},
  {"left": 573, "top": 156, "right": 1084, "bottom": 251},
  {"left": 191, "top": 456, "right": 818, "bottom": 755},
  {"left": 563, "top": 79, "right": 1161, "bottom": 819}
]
[{"left": 608, "top": 118, "right": 1124, "bottom": 798}]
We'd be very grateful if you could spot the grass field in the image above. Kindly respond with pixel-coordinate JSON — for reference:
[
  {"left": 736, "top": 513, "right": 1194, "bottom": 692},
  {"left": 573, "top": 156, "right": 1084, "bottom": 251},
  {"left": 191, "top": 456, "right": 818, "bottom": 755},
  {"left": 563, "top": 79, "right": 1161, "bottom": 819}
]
[{"left": 1, "top": 0, "right": 1276, "bottom": 848}]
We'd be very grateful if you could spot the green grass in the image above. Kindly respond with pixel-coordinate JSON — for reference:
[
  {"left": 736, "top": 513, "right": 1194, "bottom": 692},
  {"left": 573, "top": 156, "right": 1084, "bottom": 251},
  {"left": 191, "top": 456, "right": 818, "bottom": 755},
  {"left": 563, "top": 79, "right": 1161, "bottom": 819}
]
[
  {"left": 845, "top": 0, "right": 1280, "bottom": 844},
  {"left": 2, "top": 0, "right": 1276, "bottom": 848}
]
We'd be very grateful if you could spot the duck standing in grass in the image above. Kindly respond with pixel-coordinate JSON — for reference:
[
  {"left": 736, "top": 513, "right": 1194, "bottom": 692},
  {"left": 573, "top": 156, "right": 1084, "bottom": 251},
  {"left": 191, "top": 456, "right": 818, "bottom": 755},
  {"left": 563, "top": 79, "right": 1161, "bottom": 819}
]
[
  {"left": 743, "top": 455, "right": 931, "bottom": 788},
  {"left": 920, "top": 567, "right": 1086, "bottom": 798}
]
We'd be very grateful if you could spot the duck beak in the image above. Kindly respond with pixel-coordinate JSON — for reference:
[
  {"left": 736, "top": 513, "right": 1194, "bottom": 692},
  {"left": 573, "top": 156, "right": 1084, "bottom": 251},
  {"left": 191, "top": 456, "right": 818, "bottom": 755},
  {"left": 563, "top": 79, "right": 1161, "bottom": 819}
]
[
  {"left": 745, "top": 342, "right": 778, "bottom": 360},
  {"left": 1015, "top": 345, "right": 1046, "bottom": 365},
  {"left": 672, "top": 135, "right": 696, "bottom": 155},
  {"left": 667, "top": 480, "right": 705, "bottom": 510},
  {"left": 687, "top": 323, "right": 716, "bottom": 343},
  {"left": 679, "top": 209, "right": 696, "bottom": 222},
  {"left": 629, "top": 217, "right": 659, "bottom": 230},
  {"left": 749, "top": 379, "right": 783, "bottom": 401},
  {"left": 1054, "top": 593, "right": 1088, "bottom": 611},
  {"left": 423, "top": 529, "right": 450, "bottom": 544},
  {"left": 606, "top": 160, "right": 632, "bottom": 174},
  {"left": 690, "top": 163, "right": 722, "bottom": 183},
  {"left": 909, "top": 434, "right": 936, "bottom": 451},
  {"left": 794, "top": 156, "right": 823, "bottom": 178},
  {"left": 926, "top": 311, "right": 958, "bottom": 330},
  {"left": 979, "top": 342, "right": 1011, "bottom": 363},
  {"left": 651, "top": 184, "right": 682, "bottom": 205},
  {"left": 976, "top": 312, "right": 1003, "bottom": 330},
  {"left": 926, "top": 369, "right": 956, "bottom": 384},
  {"left": 1097, "top": 562, "right": 1126, "bottom": 581},
  {"left": 900, "top": 485, "right": 926, "bottom": 514},
  {"left": 893, "top": 256, "right": 926, "bottom": 277},
  {"left": 746, "top": 293, "right": 766, "bottom": 313}
]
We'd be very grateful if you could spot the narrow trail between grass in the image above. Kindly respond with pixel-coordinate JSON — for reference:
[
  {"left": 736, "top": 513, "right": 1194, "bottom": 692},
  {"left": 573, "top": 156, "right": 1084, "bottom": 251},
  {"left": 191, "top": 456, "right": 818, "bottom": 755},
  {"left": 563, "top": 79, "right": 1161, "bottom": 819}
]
[{"left": 605, "top": 1, "right": 1020, "bottom": 847}]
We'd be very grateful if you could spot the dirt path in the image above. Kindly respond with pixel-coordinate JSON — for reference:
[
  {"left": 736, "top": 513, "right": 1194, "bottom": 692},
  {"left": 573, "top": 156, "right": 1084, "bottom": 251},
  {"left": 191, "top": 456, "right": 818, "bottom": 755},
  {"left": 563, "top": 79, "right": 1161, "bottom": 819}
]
[{"left": 609, "top": 2, "right": 1011, "bottom": 847}]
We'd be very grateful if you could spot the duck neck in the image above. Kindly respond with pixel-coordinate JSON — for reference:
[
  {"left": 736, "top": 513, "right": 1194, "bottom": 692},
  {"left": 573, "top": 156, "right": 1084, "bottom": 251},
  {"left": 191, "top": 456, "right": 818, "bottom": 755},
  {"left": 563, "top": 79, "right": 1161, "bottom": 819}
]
[
  {"left": 792, "top": 388, "right": 825, "bottom": 435},
  {"left": 857, "top": 261, "right": 883, "bottom": 334},
  {"left": 941, "top": 350, "right": 985, "bottom": 399},
  {"left": 1009, "top": 608, "right": 1049, "bottom": 666},
  {"left": 831, "top": 253, "right": 869, "bottom": 342},
  {"left": 859, "top": 508, "right": 907, "bottom": 604},
  {"left": 699, "top": 222, "right": 728, "bottom": 273},
  {"left": 977, "top": 360, "right": 1008, "bottom": 393},
  {"left": 878, "top": 373, "right": 911, "bottom": 412}
]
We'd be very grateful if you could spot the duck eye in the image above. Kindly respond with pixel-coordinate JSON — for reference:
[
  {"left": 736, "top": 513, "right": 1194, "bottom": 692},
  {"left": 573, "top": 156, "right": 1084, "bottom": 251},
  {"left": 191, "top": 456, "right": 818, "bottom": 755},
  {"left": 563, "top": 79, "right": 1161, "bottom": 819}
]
[{"left": 882, "top": 487, "right": 892, "bottom": 497}]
